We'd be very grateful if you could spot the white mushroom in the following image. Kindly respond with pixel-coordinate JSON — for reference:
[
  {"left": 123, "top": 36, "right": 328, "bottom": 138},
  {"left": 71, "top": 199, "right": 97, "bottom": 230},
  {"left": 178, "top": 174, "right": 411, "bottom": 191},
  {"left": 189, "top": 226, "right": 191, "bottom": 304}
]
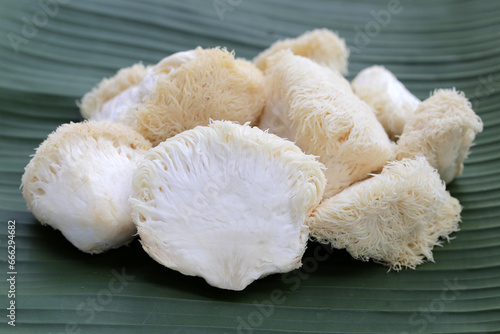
[
  {"left": 81, "top": 47, "right": 265, "bottom": 146},
  {"left": 21, "top": 121, "right": 151, "bottom": 254},
  {"left": 308, "top": 156, "right": 462, "bottom": 270},
  {"left": 351, "top": 65, "right": 420, "bottom": 139},
  {"left": 80, "top": 62, "right": 152, "bottom": 121},
  {"left": 396, "top": 88, "right": 483, "bottom": 183},
  {"left": 130, "top": 121, "right": 325, "bottom": 290},
  {"left": 254, "top": 28, "right": 349, "bottom": 75},
  {"left": 259, "top": 50, "right": 395, "bottom": 198}
]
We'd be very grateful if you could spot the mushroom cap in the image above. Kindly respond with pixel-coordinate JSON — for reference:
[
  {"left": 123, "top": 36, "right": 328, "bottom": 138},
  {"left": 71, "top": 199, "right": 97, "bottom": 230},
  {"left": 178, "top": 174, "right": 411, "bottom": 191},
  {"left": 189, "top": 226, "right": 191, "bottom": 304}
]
[
  {"left": 80, "top": 48, "right": 265, "bottom": 146},
  {"left": 254, "top": 28, "right": 349, "bottom": 75},
  {"left": 259, "top": 50, "right": 395, "bottom": 198},
  {"left": 134, "top": 47, "right": 265, "bottom": 145},
  {"left": 22, "top": 121, "right": 151, "bottom": 254},
  {"left": 351, "top": 65, "right": 420, "bottom": 139},
  {"left": 396, "top": 88, "right": 483, "bottom": 183},
  {"left": 130, "top": 121, "right": 325, "bottom": 290},
  {"left": 308, "top": 156, "right": 462, "bottom": 270}
]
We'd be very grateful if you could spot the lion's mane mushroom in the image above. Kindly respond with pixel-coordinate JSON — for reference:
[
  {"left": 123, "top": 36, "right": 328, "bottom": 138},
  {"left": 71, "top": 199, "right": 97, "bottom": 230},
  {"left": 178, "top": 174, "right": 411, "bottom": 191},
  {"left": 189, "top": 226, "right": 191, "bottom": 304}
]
[
  {"left": 81, "top": 47, "right": 265, "bottom": 146},
  {"left": 22, "top": 121, "right": 151, "bottom": 254},
  {"left": 351, "top": 65, "right": 420, "bottom": 140},
  {"left": 259, "top": 50, "right": 395, "bottom": 198},
  {"left": 307, "top": 156, "right": 462, "bottom": 270},
  {"left": 130, "top": 121, "right": 325, "bottom": 290},
  {"left": 396, "top": 88, "right": 483, "bottom": 183},
  {"left": 254, "top": 28, "right": 349, "bottom": 75}
]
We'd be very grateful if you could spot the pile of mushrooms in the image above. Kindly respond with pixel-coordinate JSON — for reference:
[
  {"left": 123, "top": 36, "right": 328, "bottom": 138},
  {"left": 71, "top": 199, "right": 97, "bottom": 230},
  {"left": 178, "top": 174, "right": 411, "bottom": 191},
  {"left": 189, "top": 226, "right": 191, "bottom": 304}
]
[{"left": 22, "top": 29, "right": 482, "bottom": 290}]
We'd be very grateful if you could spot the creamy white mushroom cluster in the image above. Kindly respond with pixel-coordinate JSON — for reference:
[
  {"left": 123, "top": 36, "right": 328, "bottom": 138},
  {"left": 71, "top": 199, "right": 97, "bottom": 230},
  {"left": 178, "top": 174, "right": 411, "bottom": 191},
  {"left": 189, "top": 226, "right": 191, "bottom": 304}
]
[{"left": 22, "top": 28, "right": 482, "bottom": 290}]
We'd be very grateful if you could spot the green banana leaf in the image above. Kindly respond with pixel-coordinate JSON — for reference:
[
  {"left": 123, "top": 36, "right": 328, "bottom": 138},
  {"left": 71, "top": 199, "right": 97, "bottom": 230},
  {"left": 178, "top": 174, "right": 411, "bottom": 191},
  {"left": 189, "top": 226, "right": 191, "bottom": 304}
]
[{"left": 1, "top": 0, "right": 499, "bottom": 333}]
